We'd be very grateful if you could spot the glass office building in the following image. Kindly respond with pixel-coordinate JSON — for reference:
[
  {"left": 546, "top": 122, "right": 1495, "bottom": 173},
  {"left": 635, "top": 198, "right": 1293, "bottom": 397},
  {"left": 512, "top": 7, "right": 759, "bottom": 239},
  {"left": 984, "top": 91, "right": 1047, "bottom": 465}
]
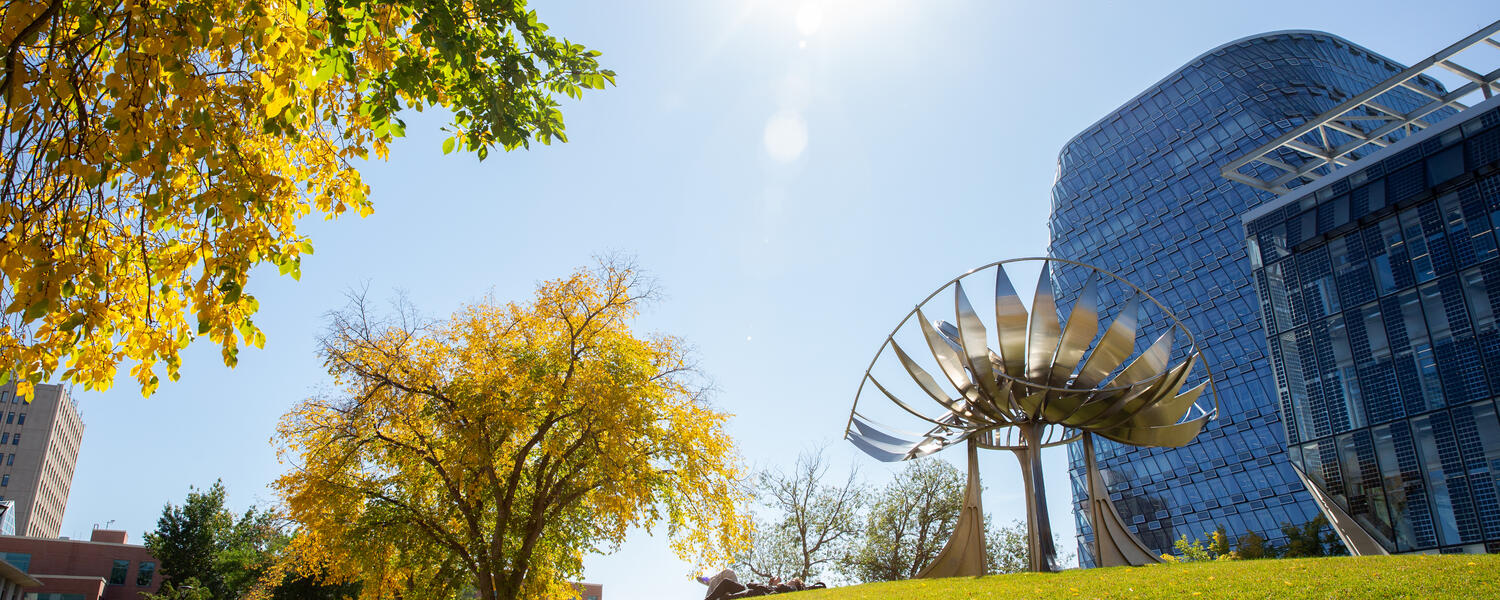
[
  {"left": 1243, "top": 96, "right": 1500, "bottom": 554},
  {"left": 1047, "top": 32, "right": 1448, "bottom": 562}
]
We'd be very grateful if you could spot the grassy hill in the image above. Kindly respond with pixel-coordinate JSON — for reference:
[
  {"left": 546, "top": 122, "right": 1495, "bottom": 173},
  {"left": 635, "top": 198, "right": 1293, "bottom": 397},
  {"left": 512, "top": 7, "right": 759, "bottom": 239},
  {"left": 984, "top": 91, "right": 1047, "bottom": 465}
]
[{"left": 791, "top": 554, "right": 1500, "bottom": 599}]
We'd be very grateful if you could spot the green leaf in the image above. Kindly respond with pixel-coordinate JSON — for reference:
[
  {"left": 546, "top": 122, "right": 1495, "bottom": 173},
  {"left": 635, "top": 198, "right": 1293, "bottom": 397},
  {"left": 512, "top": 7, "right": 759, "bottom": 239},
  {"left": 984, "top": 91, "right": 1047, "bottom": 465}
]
[
  {"left": 59, "top": 313, "right": 87, "bottom": 332},
  {"left": 219, "top": 281, "right": 242, "bottom": 304},
  {"left": 22, "top": 298, "right": 50, "bottom": 323},
  {"left": 442, "top": 137, "right": 455, "bottom": 155},
  {"left": 296, "top": 240, "right": 314, "bottom": 255}
]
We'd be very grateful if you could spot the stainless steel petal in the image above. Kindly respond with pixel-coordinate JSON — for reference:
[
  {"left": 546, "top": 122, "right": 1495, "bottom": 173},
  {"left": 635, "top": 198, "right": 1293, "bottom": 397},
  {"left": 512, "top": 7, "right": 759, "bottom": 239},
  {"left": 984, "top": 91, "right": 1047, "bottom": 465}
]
[
  {"left": 848, "top": 428, "right": 922, "bottom": 455},
  {"left": 1129, "top": 380, "right": 1208, "bottom": 428},
  {"left": 851, "top": 415, "right": 921, "bottom": 447},
  {"left": 994, "top": 264, "right": 1029, "bottom": 379},
  {"left": 1075, "top": 294, "right": 1142, "bottom": 388},
  {"left": 891, "top": 339, "right": 971, "bottom": 417},
  {"left": 1110, "top": 328, "right": 1175, "bottom": 387},
  {"left": 866, "top": 374, "right": 965, "bottom": 429},
  {"left": 848, "top": 432, "right": 915, "bottom": 462},
  {"left": 1095, "top": 414, "right": 1210, "bottom": 448},
  {"left": 917, "top": 309, "right": 981, "bottom": 406},
  {"left": 1026, "top": 262, "right": 1061, "bottom": 388},
  {"left": 955, "top": 281, "right": 1004, "bottom": 403},
  {"left": 1049, "top": 272, "right": 1100, "bottom": 388},
  {"left": 1090, "top": 354, "right": 1197, "bottom": 431}
]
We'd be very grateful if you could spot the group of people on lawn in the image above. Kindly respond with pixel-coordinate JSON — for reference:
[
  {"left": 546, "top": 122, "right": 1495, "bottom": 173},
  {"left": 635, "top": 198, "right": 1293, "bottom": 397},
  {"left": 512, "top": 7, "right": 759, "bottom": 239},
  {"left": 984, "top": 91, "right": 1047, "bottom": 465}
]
[{"left": 698, "top": 569, "right": 828, "bottom": 599}]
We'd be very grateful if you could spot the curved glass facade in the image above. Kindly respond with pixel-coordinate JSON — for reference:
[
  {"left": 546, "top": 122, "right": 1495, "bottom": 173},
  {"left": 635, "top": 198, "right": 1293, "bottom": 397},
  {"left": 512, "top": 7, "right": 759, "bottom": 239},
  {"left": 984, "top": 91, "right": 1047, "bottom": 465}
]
[
  {"left": 1245, "top": 100, "right": 1500, "bottom": 554},
  {"left": 1046, "top": 32, "right": 1446, "bottom": 562}
]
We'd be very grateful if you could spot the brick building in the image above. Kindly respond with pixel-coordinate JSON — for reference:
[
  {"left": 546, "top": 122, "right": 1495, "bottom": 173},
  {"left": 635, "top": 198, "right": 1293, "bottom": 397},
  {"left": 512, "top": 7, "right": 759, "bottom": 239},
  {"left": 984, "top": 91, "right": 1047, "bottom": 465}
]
[
  {"left": 0, "top": 529, "right": 159, "bottom": 600},
  {"left": 0, "top": 558, "right": 38, "bottom": 600}
]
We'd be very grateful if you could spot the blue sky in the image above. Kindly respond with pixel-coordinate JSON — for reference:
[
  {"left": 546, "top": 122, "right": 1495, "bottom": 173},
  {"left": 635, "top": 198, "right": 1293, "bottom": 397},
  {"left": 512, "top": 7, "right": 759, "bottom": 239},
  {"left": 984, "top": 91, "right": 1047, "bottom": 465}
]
[{"left": 58, "top": 2, "right": 1496, "bottom": 599}]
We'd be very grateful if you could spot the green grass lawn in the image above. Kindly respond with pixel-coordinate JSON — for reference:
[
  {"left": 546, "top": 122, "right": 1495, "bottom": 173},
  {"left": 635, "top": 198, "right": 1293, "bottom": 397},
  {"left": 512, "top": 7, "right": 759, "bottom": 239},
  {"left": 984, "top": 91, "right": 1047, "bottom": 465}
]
[{"left": 790, "top": 555, "right": 1500, "bottom": 599}]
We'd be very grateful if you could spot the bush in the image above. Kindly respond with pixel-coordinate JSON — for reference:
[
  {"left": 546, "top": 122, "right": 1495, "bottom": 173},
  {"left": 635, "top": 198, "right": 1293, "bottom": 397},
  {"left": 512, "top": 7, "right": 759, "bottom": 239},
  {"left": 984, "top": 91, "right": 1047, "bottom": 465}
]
[{"left": 1173, "top": 535, "right": 1213, "bottom": 562}]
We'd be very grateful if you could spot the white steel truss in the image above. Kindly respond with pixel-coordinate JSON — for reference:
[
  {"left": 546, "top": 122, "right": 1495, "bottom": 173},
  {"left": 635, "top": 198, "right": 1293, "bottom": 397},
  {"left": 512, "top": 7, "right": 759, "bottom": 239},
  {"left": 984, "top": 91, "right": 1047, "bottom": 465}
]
[{"left": 1222, "top": 20, "right": 1500, "bottom": 194}]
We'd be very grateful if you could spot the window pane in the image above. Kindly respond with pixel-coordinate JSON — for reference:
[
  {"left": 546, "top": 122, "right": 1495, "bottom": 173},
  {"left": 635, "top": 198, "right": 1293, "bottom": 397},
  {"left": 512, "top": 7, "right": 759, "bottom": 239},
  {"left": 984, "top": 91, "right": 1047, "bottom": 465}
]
[
  {"left": 110, "top": 560, "right": 129, "bottom": 585},
  {"left": 1328, "top": 315, "right": 1366, "bottom": 431},
  {"left": 1402, "top": 208, "right": 1436, "bottom": 283},
  {"left": 136, "top": 561, "right": 155, "bottom": 587}
]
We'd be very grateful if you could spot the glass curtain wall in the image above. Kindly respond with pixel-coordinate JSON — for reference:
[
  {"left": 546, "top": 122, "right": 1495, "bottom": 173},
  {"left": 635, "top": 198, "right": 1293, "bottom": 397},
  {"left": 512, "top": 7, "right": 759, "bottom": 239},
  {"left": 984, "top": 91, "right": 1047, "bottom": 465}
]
[
  {"left": 1048, "top": 31, "right": 1447, "bottom": 563},
  {"left": 1247, "top": 104, "right": 1500, "bottom": 554}
]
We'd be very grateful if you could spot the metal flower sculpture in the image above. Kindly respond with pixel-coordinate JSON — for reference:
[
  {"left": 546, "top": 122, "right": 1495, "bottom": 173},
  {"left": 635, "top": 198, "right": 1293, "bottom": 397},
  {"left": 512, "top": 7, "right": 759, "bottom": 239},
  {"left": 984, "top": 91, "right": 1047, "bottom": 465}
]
[{"left": 844, "top": 258, "right": 1217, "bottom": 575}]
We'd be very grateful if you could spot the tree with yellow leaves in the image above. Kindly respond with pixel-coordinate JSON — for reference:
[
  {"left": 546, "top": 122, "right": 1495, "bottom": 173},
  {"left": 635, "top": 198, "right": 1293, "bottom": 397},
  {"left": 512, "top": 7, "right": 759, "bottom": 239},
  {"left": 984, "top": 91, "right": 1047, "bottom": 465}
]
[
  {"left": 0, "top": 0, "right": 612, "bottom": 397},
  {"left": 273, "top": 260, "right": 752, "bottom": 600}
]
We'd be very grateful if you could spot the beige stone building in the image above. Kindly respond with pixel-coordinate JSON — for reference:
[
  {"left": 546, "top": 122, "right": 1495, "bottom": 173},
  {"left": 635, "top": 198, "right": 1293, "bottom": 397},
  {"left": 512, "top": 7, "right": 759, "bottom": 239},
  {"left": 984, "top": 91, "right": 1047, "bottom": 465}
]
[{"left": 0, "top": 383, "right": 83, "bottom": 537}]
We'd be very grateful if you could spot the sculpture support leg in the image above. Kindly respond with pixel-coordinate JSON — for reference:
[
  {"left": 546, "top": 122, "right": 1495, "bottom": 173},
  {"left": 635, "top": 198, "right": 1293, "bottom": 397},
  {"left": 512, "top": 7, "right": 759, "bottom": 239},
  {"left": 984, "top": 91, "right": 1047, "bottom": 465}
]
[
  {"left": 1084, "top": 432, "right": 1163, "bottom": 567},
  {"left": 1018, "top": 422, "right": 1058, "bottom": 572},
  {"left": 916, "top": 439, "right": 987, "bottom": 578}
]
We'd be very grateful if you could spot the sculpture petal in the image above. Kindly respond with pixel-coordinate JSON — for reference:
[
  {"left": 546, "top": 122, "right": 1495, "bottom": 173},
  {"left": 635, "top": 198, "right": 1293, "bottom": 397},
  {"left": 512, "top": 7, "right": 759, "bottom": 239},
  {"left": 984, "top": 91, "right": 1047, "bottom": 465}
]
[
  {"left": 891, "top": 340, "right": 972, "bottom": 417},
  {"left": 1130, "top": 380, "right": 1208, "bottom": 428},
  {"left": 1096, "top": 414, "right": 1210, "bottom": 448},
  {"left": 848, "top": 431, "right": 916, "bottom": 462},
  {"left": 851, "top": 414, "right": 921, "bottom": 447},
  {"left": 1026, "top": 263, "right": 1061, "bottom": 389},
  {"left": 994, "top": 264, "right": 1029, "bottom": 379},
  {"left": 867, "top": 374, "right": 966, "bottom": 429},
  {"left": 1075, "top": 294, "right": 1142, "bottom": 389},
  {"left": 955, "top": 282, "right": 1005, "bottom": 405},
  {"left": 1050, "top": 272, "right": 1100, "bottom": 387},
  {"left": 918, "top": 309, "right": 980, "bottom": 403},
  {"left": 1110, "top": 328, "right": 1175, "bottom": 387}
]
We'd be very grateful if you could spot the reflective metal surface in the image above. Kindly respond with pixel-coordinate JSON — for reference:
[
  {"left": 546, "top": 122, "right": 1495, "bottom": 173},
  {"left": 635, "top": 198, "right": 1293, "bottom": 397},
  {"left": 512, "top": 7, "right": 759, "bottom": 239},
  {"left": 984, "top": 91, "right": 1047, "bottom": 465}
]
[{"left": 845, "top": 257, "right": 1216, "bottom": 574}]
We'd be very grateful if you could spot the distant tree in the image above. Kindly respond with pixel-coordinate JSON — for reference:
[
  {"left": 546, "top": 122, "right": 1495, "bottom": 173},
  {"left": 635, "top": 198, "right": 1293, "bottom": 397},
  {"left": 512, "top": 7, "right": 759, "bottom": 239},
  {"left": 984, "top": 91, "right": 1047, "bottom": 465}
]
[
  {"left": 143, "top": 486, "right": 375, "bottom": 600},
  {"left": 737, "top": 447, "right": 863, "bottom": 582},
  {"left": 144, "top": 481, "right": 281, "bottom": 598},
  {"left": 735, "top": 517, "right": 804, "bottom": 582},
  {"left": 1236, "top": 530, "right": 1268, "bottom": 560},
  {"left": 146, "top": 577, "right": 213, "bottom": 600},
  {"left": 845, "top": 458, "right": 962, "bottom": 582},
  {"left": 274, "top": 260, "right": 751, "bottom": 600},
  {"left": 985, "top": 519, "right": 1028, "bottom": 575}
]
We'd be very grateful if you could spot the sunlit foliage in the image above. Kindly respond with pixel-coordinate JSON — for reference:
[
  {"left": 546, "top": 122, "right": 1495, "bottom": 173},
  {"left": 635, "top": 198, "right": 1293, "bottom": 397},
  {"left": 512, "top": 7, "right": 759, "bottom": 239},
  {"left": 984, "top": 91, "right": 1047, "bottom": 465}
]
[
  {"left": 274, "top": 261, "right": 751, "bottom": 600},
  {"left": 0, "top": 0, "right": 612, "bottom": 396}
]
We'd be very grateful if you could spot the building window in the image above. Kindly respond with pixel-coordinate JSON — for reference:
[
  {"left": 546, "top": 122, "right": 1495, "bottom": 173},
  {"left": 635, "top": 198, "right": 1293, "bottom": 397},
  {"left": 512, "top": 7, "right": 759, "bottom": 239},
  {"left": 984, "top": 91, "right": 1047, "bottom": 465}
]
[
  {"left": 17, "top": 413, "right": 24, "bottom": 425},
  {"left": 0, "top": 552, "right": 30, "bottom": 572},
  {"left": 109, "top": 559, "right": 129, "bottom": 584},
  {"left": 12, "top": 434, "right": 19, "bottom": 445},
  {"left": 6, "top": 412, "right": 13, "bottom": 424},
  {"left": 3, "top": 475, "right": 10, "bottom": 487},
  {"left": 2, "top": 433, "right": 9, "bottom": 445},
  {"left": 136, "top": 561, "right": 155, "bottom": 586},
  {"left": 6, "top": 454, "right": 12, "bottom": 466}
]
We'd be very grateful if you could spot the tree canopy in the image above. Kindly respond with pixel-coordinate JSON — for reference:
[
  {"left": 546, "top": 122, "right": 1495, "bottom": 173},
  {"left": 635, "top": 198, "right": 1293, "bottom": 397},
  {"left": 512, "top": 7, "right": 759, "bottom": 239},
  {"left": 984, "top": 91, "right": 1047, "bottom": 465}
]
[
  {"left": 844, "top": 458, "right": 962, "bottom": 582},
  {"left": 0, "top": 0, "right": 612, "bottom": 397},
  {"left": 735, "top": 447, "right": 863, "bottom": 582},
  {"left": 274, "top": 260, "right": 750, "bottom": 600},
  {"left": 144, "top": 480, "right": 360, "bottom": 600}
]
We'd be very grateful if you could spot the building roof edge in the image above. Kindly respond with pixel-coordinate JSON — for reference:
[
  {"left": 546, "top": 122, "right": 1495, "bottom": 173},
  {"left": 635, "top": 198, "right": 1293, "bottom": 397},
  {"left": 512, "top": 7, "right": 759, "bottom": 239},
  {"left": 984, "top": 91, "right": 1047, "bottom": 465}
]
[
  {"left": 1053, "top": 29, "right": 1410, "bottom": 165},
  {"left": 1239, "top": 92, "right": 1500, "bottom": 226}
]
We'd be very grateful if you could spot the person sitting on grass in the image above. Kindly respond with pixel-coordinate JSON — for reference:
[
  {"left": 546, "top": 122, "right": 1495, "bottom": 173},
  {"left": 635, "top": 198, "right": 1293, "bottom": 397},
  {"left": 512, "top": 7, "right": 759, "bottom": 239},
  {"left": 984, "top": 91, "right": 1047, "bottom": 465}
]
[{"left": 699, "top": 570, "right": 827, "bottom": 599}]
